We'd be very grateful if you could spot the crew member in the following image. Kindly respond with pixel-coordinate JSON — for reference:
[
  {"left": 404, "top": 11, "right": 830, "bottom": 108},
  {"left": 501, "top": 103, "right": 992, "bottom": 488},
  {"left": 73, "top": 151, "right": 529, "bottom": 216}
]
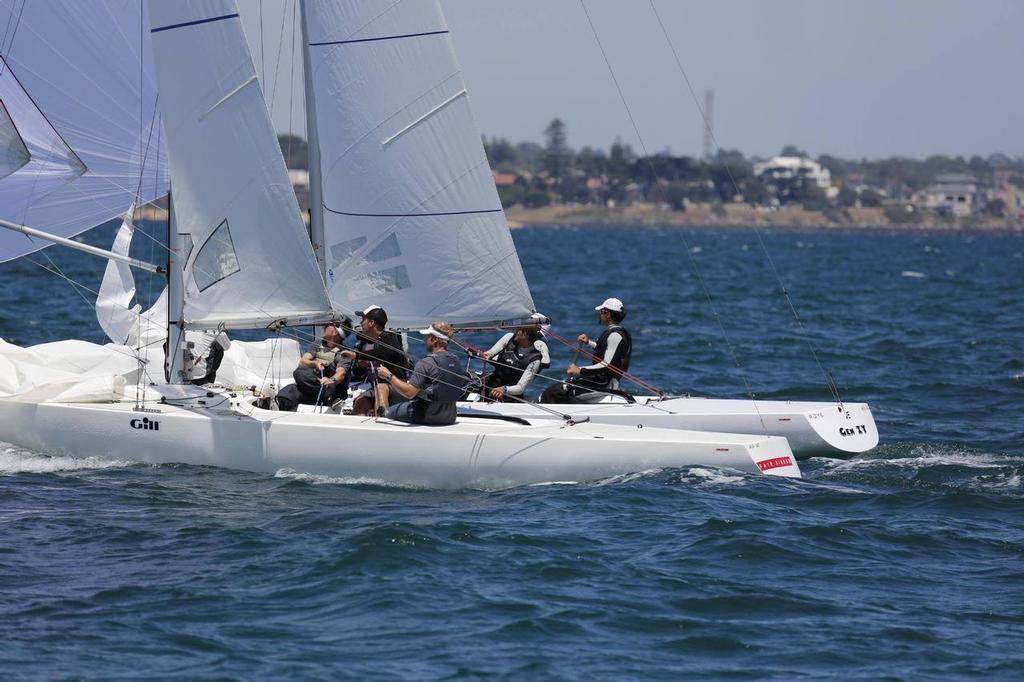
[
  {"left": 187, "top": 330, "right": 231, "bottom": 386},
  {"left": 343, "top": 305, "right": 410, "bottom": 416},
  {"left": 477, "top": 325, "right": 545, "bottom": 402},
  {"left": 277, "top": 323, "right": 350, "bottom": 411},
  {"left": 540, "top": 297, "right": 632, "bottom": 404},
  {"left": 377, "top": 322, "right": 466, "bottom": 425}
]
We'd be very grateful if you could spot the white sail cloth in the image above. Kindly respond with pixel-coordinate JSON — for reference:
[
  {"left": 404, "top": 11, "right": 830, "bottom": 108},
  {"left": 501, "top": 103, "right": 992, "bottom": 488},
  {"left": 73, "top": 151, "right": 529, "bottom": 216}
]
[
  {"left": 0, "top": 97, "right": 29, "bottom": 180},
  {"left": 0, "top": 56, "right": 86, "bottom": 201},
  {"left": 0, "top": 339, "right": 137, "bottom": 403},
  {"left": 148, "top": 0, "right": 332, "bottom": 330},
  {"left": 96, "top": 208, "right": 144, "bottom": 345},
  {"left": 302, "top": 0, "right": 534, "bottom": 328},
  {"left": 0, "top": 1, "right": 166, "bottom": 263}
]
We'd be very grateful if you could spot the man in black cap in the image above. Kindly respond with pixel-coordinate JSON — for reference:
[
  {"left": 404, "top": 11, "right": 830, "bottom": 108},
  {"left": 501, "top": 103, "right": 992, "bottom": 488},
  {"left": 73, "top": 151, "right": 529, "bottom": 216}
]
[{"left": 341, "top": 305, "right": 411, "bottom": 416}]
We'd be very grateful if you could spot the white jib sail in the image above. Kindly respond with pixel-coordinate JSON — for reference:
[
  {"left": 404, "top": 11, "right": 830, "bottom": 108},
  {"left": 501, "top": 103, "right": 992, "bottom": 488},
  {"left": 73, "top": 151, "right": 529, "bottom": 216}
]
[
  {"left": 0, "top": 1, "right": 166, "bottom": 263},
  {"left": 302, "top": 0, "right": 535, "bottom": 329},
  {"left": 96, "top": 207, "right": 143, "bottom": 345},
  {"left": 149, "top": 0, "right": 332, "bottom": 330}
]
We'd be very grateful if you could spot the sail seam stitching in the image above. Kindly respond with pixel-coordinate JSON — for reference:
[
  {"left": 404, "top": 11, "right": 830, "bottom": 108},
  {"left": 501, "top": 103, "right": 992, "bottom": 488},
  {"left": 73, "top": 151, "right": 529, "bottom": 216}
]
[
  {"left": 308, "top": 29, "right": 448, "bottom": 47},
  {"left": 151, "top": 13, "right": 239, "bottom": 34},
  {"left": 323, "top": 207, "right": 502, "bottom": 218}
]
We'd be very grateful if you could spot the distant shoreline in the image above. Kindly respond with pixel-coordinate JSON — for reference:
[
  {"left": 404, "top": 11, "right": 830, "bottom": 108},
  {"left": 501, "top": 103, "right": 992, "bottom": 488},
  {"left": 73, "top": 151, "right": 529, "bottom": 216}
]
[
  {"left": 134, "top": 203, "right": 1024, "bottom": 234},
  {"left": 505, "top": 203, "right": 1024, "bottom": 234}
]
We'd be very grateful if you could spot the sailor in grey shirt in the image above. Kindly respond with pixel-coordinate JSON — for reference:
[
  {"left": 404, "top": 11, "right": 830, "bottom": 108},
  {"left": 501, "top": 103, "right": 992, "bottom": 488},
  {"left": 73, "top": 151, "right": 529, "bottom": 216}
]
[{"left": 377, "top": 322, "right": 466, "bottom": 426}]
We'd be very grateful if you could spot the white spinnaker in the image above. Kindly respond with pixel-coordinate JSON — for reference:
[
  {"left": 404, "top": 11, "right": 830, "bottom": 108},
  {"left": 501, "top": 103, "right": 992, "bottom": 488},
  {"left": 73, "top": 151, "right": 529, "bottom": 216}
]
[
  {"left": 0, "top": 57, "right": 84, "bottom": 196},
  {"left": 0, "top": 98, "right": 29, "bottom": 180},
  {"left": 302, "top": 0, "right": 534, "bottom": 329},
  {"left": 149, "top": 0, "right": 332, "bottom": 330},
  {"left": 0, "top": 1, "right": 166, "bottom": 262}
]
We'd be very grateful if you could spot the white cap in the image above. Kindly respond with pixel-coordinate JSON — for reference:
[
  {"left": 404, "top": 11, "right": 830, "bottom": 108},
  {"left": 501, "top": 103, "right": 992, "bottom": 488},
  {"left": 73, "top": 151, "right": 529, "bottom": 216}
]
[
  {"left": 595, "top": 297, "right": 624, "bottom": 313},
  {"left": 530, "top": 312, "right": 551, "bottom": 337},
  {"left": 418, "top": 323, "right": 452, "bottom": 341},
  {"left": 356, "top": 304, "right": 383, "bottom": 317}
]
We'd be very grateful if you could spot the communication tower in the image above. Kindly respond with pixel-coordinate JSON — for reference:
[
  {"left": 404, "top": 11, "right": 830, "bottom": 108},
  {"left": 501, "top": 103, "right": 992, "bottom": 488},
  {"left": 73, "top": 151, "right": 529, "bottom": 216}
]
[{"left": 702, "top": 89, "right": 714, "bottom": 161}]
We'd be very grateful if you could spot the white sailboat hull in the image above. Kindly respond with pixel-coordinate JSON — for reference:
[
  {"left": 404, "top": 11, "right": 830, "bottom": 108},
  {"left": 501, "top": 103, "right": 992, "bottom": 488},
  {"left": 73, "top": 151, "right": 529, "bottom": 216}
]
[
  {"left": 458, "top": 396, "right": 879, "bottom": 459},
  {"left": 0, "top": 393, "right": 801, "bottom": 488}
]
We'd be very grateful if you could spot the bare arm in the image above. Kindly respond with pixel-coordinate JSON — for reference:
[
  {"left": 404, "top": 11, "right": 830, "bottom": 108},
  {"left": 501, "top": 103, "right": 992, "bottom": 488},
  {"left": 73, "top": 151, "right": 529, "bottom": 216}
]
[{"left": 377, "top": 365, "right": 420, "bottom": 400}]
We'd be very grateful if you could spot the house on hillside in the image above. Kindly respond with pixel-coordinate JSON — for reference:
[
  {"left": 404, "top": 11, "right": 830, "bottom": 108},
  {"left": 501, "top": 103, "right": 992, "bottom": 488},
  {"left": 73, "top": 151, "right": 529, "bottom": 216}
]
[
  {"left": 752, "top": 156, "right": 838, "bottom": 202},
  {"left": 915, "top": 173, "right": 980, "bottom": 217}
]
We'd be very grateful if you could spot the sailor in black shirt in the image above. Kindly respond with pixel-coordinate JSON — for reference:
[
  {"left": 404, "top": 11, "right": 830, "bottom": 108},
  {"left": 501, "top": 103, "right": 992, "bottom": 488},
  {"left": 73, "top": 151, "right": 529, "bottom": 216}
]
[{"left": 343, "top": 305, "right": 411, "bottom": 416}]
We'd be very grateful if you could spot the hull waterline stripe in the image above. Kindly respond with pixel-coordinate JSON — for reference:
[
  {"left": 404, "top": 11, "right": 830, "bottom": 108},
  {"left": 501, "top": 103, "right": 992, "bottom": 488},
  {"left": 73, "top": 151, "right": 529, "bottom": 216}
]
[
  {"left": 152, "top": 13, "right": 239, "bottom": 34},
  {"left": 324, "top": 207, "right": 502, "bottom": 218},
  {"left": 309, "top": 29, "right": 448, "bottom": 47}
]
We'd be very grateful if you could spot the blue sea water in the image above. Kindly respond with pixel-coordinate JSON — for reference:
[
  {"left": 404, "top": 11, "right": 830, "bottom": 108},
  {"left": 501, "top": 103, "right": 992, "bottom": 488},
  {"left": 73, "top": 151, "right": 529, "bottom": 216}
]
[{"left": 1, "top": 224, "right": 1022, "bottom": 679}]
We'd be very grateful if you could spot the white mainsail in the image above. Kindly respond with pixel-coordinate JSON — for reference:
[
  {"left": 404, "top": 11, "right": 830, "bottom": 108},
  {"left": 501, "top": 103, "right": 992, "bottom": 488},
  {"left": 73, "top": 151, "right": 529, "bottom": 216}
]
[
  {"left": 301, "top": 0, "right": 535, "bottom": 329},
  {"left": 0, "top": 1, "right": 166, "bottom": 262},
  {"left": 149, "top": 0, "right": 332, "bottom": 330}
]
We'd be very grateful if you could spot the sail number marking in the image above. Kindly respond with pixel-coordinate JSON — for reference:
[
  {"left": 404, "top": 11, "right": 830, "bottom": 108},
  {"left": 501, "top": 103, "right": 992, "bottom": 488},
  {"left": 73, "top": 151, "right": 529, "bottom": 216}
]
[{"left": 839, "top": 424, "right": 868, "bottom": 437}]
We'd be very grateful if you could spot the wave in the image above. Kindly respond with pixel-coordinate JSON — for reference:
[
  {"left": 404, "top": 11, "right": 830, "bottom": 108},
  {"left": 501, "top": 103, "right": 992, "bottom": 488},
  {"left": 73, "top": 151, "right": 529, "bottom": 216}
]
[
  {"left": 806, "top": 442, "right": 1024, "bottom": 494},
  {"left": 273, "top": 467, "right": 422, "bottom": 490},
  {"left": 0, "top": 443, "right": 135, "bottom": 475}
]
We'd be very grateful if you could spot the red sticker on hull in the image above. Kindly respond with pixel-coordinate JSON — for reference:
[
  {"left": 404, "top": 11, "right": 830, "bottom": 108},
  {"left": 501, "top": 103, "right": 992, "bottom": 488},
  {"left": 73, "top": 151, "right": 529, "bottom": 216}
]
[{"left": 756, "top": 456, "right": 793, "bottom": 472}]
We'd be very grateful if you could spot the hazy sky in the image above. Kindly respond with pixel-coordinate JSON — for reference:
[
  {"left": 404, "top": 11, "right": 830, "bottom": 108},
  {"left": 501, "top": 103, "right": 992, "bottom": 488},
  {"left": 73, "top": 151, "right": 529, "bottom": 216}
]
[{"left": 240, "top": 0, "right": 1023, "bottom": 160}]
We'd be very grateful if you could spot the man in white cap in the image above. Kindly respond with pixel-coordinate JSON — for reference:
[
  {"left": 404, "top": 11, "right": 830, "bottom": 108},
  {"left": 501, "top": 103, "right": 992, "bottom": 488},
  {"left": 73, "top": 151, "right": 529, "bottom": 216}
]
[
  {"left": 540, "top": 298, "right": 633, "bottom": 404},
  {"left": 376, "top": 321, "right": 466, "bottom": 425}
]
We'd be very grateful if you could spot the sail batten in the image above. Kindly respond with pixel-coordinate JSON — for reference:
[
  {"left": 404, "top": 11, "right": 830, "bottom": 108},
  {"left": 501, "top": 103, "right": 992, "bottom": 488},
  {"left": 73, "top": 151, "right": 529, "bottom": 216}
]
[{"left": 302, "top": 0, "right": 535, "bottom": 330}]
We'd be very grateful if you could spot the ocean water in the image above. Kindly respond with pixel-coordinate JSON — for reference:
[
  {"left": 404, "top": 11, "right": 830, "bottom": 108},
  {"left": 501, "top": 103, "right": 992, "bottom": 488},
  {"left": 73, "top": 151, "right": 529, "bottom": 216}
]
[{"left": 1, "top": 225, "right": 1022, "bottom": 679}]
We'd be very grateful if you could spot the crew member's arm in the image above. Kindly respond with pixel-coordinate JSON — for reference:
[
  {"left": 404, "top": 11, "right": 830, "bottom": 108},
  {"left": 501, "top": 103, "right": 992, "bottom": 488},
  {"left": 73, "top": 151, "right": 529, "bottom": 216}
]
[
  {"left": 299, "top": 351, "right": 324, "bottom": 371},
  {"left": 490, "top": 359, "right": 540, "bottom": 399},
  {"left": 376, "top": 365, "right": 421, "bottom": 400},
  {"left": 478, "top": 332, "right": 512, "bottom": 361},
  {"left": 321, "top": 361, "right": 349, "bottom": 386},
  {"left": 568, "top": 332, "right": 621, "bottom": 377}
]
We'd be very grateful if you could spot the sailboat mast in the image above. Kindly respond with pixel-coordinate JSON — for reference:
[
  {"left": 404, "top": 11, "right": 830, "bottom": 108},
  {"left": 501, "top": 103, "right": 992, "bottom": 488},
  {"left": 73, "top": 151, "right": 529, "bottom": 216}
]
[
  {"left": 166, "top": 190, "right": 187, "bottom": 384},
  {"left": 299, "top": 1, "right": 326, "bottom": 286}
]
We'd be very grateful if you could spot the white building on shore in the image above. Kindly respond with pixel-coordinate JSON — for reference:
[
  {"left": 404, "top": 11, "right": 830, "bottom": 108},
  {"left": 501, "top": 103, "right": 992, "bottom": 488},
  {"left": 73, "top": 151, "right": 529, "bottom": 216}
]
[{"left": 753, "top": 156, "right": 837, "bottom": 199}]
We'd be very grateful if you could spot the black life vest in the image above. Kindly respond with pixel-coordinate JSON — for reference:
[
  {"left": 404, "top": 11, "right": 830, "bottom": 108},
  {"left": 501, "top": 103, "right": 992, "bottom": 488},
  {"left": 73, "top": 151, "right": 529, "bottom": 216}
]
[
  {"left": 578, "top": 325, "right": 632, "bottom": 388},
  {"left": 489, "top": 338, "right": 543, "bottom": 387}
]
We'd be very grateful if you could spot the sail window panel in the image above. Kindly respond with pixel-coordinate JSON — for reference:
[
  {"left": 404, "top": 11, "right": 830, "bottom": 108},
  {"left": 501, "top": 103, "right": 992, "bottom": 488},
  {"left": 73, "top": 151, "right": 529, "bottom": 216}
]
[
  {"left": 348, "top": 265, "right": 412, "bottom": 299},
  {"left": 192, "top": 219, "right": 240, "bottom": 292},
  {"left": 330, "top": 235, "right": 367, "bottom": 270},
  {"left": 329, "top": 233, "right": 403, "bottom": 271},
  {"left": 364, "top": 232, "right": 402, "bottom": 263}
]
